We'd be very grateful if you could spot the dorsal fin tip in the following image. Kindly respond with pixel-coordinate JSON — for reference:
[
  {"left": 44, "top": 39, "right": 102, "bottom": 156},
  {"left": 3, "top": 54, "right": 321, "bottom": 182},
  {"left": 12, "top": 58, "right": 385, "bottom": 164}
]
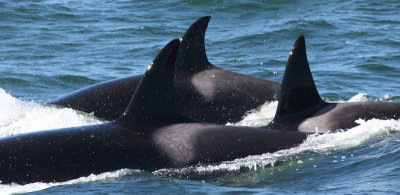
[
  {"left": 176, "top": 16, "right": 212, "bottom": 71},
  {"left": 182, "top": 16, "right": 210, "bottom": 39},
  {"left": 293, "top": 35, "right": 305, "bottom": 50},
  {"left": 117, "top": 39, "right": 193, "bottom": 126},
  {"left": 298, "top": 35, "right": 305, "bottom": 42},
  {"left": 274, "top": 36, "right": 323, "bottom": 120},
  {"left": 148, "top": 39, "right": 180, "bottom": 71}
]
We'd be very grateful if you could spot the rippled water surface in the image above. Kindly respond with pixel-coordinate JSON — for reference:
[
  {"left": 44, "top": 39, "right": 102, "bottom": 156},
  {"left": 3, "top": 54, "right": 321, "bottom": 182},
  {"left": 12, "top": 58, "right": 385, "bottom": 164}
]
[{"left": 1, "top": 0, "right": 400, "bottom": 194}]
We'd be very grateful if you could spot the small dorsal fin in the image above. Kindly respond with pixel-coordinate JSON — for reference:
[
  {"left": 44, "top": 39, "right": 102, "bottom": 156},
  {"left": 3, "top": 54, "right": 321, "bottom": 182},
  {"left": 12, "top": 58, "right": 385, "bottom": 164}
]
[
  {"left": 274, "top": 36, "right": 324, "bottom": 120},
  {"left": 175, "top": 16, "right": 212, "bottom": 72},
  {"left": 117, "top": 39, "right": 194, "bottom": 126}
]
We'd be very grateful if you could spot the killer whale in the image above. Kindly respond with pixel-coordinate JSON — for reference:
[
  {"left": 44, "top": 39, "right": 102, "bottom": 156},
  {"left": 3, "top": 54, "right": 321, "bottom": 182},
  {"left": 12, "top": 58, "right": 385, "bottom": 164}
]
[
  {"left": 47, "top": 16, "right": 280, "bottom": 123},
  {"left": 0, "top": 39, "right": 306, "bottom": 184},
  {"left": 47, "top": 75, "right": 142, "bottom": 120},
  {"left": 174, "top": 16, "right": 280, "bottom": 123},
  {"left": 268, "top": 36, "right": 400, "bottom": 133}
]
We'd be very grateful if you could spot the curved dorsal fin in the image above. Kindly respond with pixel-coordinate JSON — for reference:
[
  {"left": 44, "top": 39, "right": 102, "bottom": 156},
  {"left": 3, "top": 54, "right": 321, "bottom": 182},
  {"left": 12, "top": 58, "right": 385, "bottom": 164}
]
[
  {"left": 175, "top": 16, "right": 212, "bottom": 72},
  {"left": 274, "top": 36, "right": 324, "bottom": 120},
  {"left": 117, "top": 39, "right": 194, "bottom": 126}
]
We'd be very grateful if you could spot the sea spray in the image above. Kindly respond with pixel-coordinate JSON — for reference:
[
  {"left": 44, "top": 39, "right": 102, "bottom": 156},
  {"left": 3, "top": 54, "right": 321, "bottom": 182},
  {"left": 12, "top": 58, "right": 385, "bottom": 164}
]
[
  {"left": 0, "top": 169, "right": 136, "bottom": 195},
  {"left": 227, "top": 101, "right": 278, "bottom": 127},
  {"left": 1, "top": 89, "right": 400, "bottom": 191},
  {"left": 0, "top": 88, "right": 104, "bottom": 137},
  {"left": 157, "top": 93, "right": 400, "bottom": 178},
  {"left": 156, "top": 118, "right": 400, "bottom": 179}
]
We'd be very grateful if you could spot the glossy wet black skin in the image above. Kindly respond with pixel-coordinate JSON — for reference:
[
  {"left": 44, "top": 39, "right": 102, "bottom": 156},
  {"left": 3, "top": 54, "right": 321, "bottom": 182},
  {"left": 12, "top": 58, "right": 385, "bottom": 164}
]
[
  {"left": 48, "top": 16, "right": 281, "bottom": 123},
  {"left": 0, "top": 38, "right": 304, "bottom": 184},
  {"left": 268, "top": 36, "right": 400, "bottom": 133},
  {"left": 0, "top": 121, "right": 307, "bottom": 184},
  {"left": 48, "top": 75, "right": 142, "bottom": 120}
]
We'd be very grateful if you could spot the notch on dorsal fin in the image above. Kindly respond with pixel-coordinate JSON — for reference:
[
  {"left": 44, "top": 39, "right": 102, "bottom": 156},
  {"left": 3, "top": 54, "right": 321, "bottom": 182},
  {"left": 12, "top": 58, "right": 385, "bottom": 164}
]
[
  {"left": 274, "top": 36, "right": 325, "bottom": 120},
  {"left": 117, "top": 39, "right": 194, "bottom": 126},
  {"left": 175, "top": 16, "right": 213, "bottom": 72}
]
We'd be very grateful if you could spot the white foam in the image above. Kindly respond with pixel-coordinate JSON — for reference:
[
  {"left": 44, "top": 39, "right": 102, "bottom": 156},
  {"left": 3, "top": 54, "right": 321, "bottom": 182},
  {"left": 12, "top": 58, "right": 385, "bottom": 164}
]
[
  {"left": 229, "top": 93, "right": 399, "bottom": 128},
  {"left": 227, "top": 101, "right": 278, "bottom": 127},
  {"left": 1, "top": 89, "right": 399, "bottom": 189},
  {"left": 157, "top": 93, "right": 400, "bottom": 176},
  {"left": 156, "top": 118, "right": 400, "bottom": 176},
  {"left": 0, "top": 89, "right": 132, "bottom": 193},
  {"left": 348, "top": 93, "right": 369, "bottom": 102},
  {"left": 0, "top": 89, "right": 104, "bottom": 137},
  {"left": 347, "top": 93, "right": 398, "bottom": 102},
  {"left": 0, "top": 169, "right": 135, "bottom": 195}
]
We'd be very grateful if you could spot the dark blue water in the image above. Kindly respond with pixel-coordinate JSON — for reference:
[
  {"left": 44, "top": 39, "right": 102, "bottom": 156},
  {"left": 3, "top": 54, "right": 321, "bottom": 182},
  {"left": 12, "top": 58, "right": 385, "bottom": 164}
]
[{"left": 1, "top": 0, "right": 400, "bottom": 194}]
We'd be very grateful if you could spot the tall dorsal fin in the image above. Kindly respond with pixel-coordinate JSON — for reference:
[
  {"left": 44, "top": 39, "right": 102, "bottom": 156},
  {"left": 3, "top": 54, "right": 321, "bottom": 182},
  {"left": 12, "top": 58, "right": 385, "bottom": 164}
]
[
  {"left": 274, "top": 36, "right": 324, "bottom": 120},
  {"left": 175, "top": 16, "right": 212, "bottom": 72},
  {"left": 117, "top": 39, "right": 194, "bottom": 126}
]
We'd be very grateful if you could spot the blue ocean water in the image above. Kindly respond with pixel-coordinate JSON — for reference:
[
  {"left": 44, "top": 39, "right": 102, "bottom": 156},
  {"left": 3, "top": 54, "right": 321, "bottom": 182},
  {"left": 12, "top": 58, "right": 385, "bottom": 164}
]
[{"left": 0, "top": 0, "right": 400, "bottom": 194}]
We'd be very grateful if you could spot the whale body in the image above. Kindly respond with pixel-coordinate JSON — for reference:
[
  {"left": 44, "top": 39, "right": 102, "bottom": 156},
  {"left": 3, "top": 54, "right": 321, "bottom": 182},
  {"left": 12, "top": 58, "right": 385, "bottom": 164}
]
[
  {"left": 48, "top": 16, "right": 281, "bottom": 124},
  {"left": 0, "top": 39, "right": 306, "bottom": 184},
  {"left": 268, "top": 36, "right": 400, "bottom": 133}
]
